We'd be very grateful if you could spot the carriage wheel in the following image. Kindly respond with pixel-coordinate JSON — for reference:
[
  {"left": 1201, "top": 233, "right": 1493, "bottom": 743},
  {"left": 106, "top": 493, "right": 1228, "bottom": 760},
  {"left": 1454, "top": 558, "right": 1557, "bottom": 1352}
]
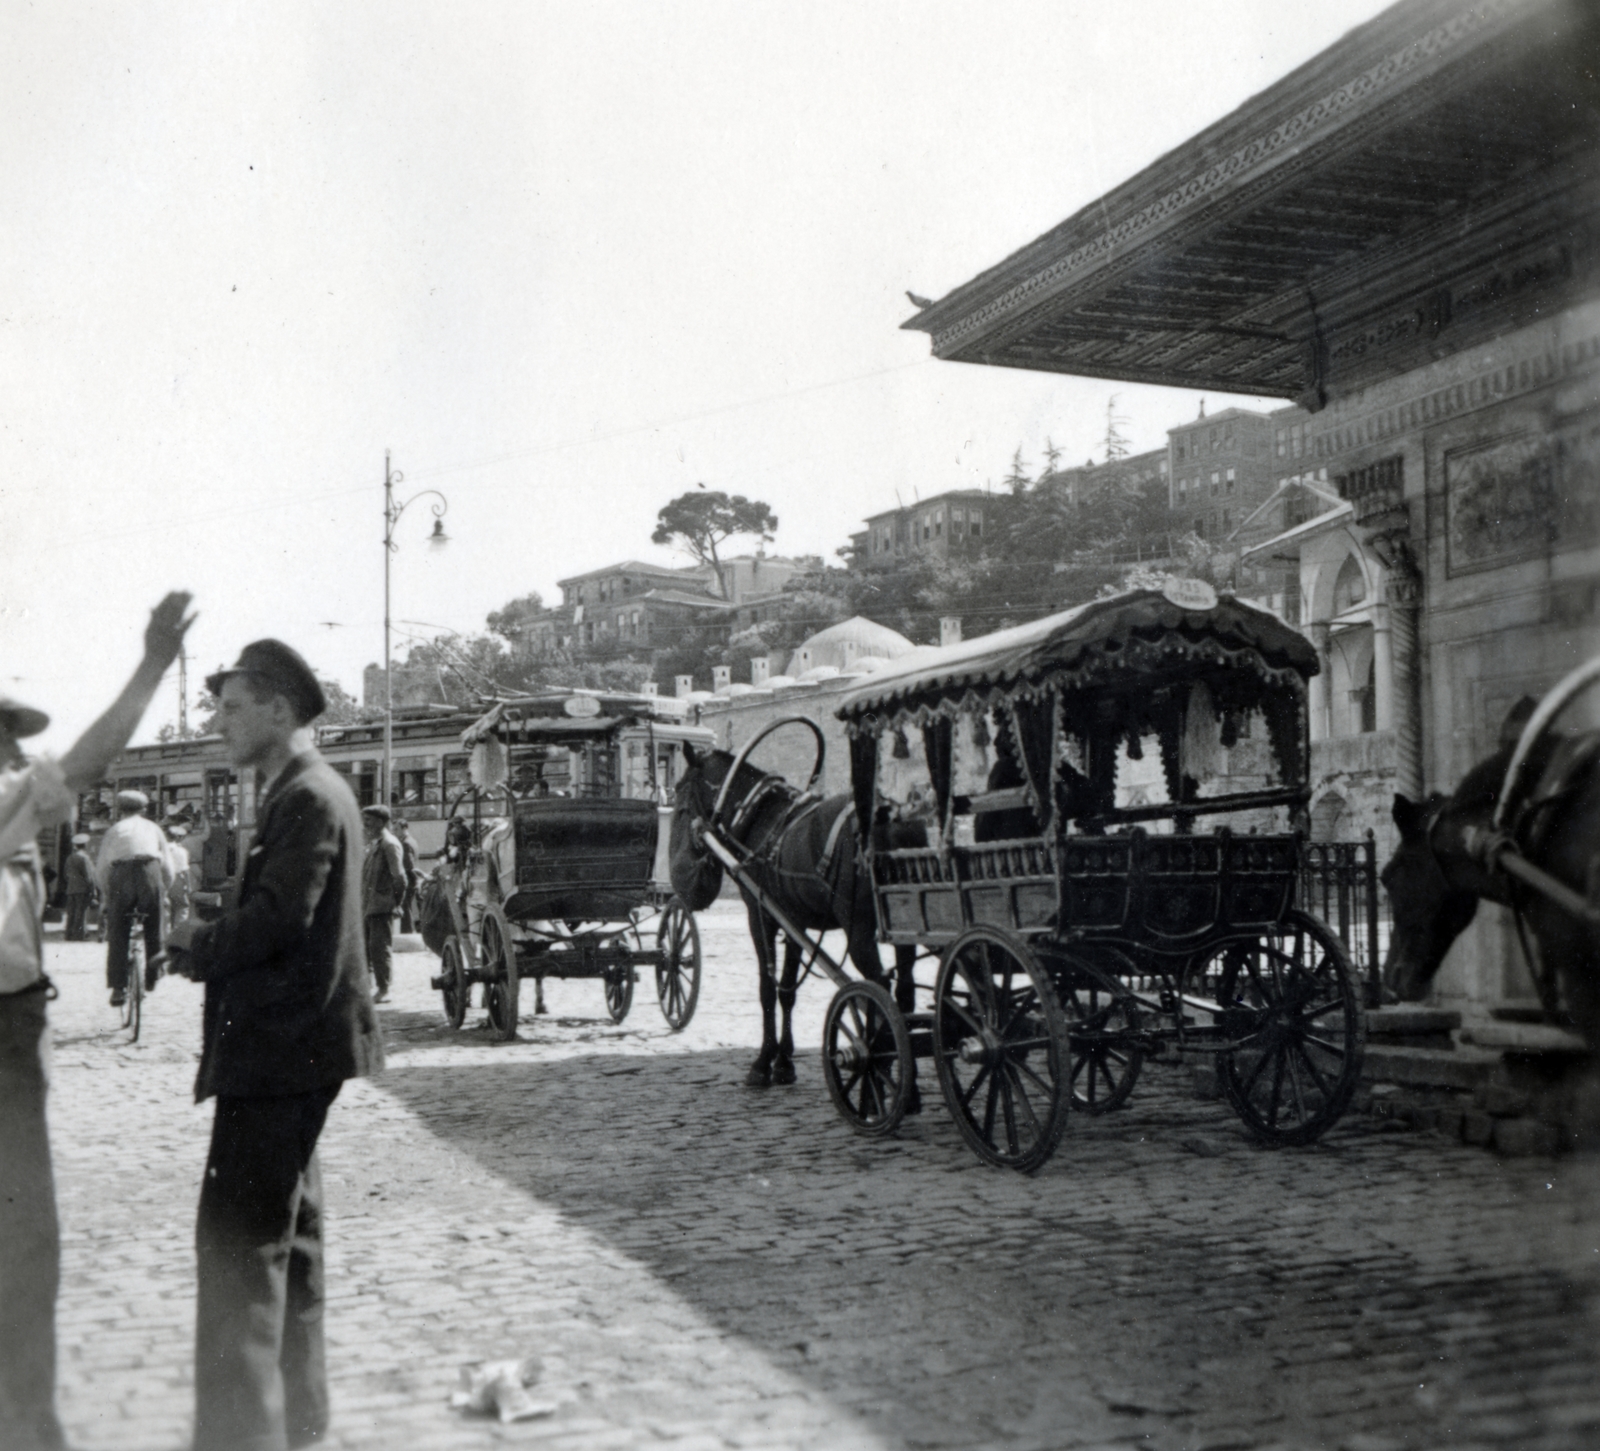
[
  {"left": 438, "top": 935, "right": 468, "bottom": 1030},
  {"left": 1054, "top": 957, "right": 1144, "bottom": 1114},
  {"left": 604, "top": 960, "right": 635, "bottom": 1024},
  {"left": 655, "top": 899, "right": 701, "bottom": 1031},
  {"left": 932, "top": 927, "right": 1069, "bottom": 1172},
  {"left": 822, "top": 981, "right": 913, "bottom": 1138},
  {"left": 481, "top": 914, "right": 519, "bottom": 1041},
  {"left": 1202, "top": 910, "right": 1366, "bottom": 1146}
]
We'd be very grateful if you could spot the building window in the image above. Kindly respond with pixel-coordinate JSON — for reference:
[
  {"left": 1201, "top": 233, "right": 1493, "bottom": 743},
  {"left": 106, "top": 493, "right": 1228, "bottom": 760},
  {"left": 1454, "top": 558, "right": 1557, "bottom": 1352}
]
[
  {"left": 1210, "top": 471, "right": 1220, "bottom": 494},
  {"left": 1225, "top": 468, "right": 1235, "bottom": 492},
  {"left": 969, "top": 511, "right": 982, "bottom": 538},
  {"left": 1222, "top": 508, "right": 1231, "bottom": 532},
  {"left": 1177, "top": 441, "right": 1186, "bottom": 460},
  {"left": 1276, "top": 429, "right": 1286, "bottom": 458},
  {"left": 1177, "top": 478, "right": 1187, "bottom": 499},
  {"left": 1194, "top": 516, "right": 1206, "bottom": 537},
  {"left": 952, "top": 507, "right": 964, "bottom": 524}
]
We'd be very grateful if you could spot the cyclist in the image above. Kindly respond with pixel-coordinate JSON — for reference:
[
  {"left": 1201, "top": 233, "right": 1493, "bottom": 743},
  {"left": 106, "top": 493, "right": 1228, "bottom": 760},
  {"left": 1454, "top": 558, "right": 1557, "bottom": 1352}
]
[{"left": 96, "top": 789, "right": 171, "bottom": 1006}]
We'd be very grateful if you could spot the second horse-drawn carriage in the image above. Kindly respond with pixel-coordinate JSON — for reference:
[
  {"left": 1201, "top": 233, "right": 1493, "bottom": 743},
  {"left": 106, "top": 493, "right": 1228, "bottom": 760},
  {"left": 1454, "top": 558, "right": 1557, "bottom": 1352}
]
[
  {"left": 423, "top": 691, "right": 714, "bottom": 1038},
  {"left": 673, "top": 581, "right": 1368, "bottom": 1171}
]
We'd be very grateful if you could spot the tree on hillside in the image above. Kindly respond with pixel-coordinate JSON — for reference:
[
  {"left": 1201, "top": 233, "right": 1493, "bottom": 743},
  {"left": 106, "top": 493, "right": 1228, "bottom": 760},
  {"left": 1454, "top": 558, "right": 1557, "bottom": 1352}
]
[
  {"left": 651, "top": 489, "right": 777, "bottom": 599},
  {"left": 485, "top": 591, "right": 546, "bottom": 643}
]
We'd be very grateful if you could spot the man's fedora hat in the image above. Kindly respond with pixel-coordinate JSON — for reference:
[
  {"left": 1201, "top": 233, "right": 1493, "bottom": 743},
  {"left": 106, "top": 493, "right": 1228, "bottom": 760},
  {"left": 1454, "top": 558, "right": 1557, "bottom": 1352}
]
[
  {"left": 206, "top": 640, "right": 327, "bottom": 723},
  {"left": 361, "top": 803, "right": 392, "bottom": 822},
  {"left": 0, "top": 695, "right": 50, "bottom": 739}
]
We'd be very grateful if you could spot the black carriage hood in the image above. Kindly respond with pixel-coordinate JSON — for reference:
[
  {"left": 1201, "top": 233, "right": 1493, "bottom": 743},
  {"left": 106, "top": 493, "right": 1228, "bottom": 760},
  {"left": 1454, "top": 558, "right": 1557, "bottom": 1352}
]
[{"left": 836, "top": 587, "right": 1318, "bottom": 727}]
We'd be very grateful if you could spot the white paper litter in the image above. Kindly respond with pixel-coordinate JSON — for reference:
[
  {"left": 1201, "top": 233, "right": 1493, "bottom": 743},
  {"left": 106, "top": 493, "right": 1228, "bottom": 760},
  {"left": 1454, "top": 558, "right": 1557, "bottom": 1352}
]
[{"left": 449, "top": 1357, "right": 557, "bottom": 1423}]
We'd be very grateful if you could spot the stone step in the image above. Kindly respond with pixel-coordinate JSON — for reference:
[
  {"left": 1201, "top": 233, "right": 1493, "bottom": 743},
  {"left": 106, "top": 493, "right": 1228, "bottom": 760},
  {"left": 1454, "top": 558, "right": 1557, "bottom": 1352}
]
[
  {"left": 1360, "top": 1042, "right": 1500, "bottom": 1092},
  {"left": 1457, "top": 1021, "right": 1589, "bottom": 1054},
  {"left": 1363, "top": 1005, "right": 1462, "bottom": 1050}
]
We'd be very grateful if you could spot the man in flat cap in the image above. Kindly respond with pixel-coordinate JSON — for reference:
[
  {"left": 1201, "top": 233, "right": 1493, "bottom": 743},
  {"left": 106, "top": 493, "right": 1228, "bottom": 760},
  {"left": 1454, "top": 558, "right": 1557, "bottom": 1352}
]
[
  {"left": 164, "top": 638, "right": 383, "bottom": 1451},
  {"left": 95, "top": 789, "right": 172, "bottom": 1005},
  {"left": 61, "top": 833, "right": 95, "bottom": 942},
  {"left": 360, "top": 803, "right": 405, "bottom": 1003},
  {"left": 0, "top": 591, "right": 194, "bottom": 1451}
]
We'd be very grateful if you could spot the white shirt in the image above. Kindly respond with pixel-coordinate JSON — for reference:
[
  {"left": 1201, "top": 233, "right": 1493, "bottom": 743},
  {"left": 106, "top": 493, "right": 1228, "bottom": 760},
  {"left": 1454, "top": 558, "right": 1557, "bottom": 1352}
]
[
  {"left": 0, "top": 757, "right": 72, "bottom": 993},
  {"left": 96, "top": 814, "right": 174, "bottom": 895},
  {"left": 164, "top": 839, "right": 190, "bottom": 880}
]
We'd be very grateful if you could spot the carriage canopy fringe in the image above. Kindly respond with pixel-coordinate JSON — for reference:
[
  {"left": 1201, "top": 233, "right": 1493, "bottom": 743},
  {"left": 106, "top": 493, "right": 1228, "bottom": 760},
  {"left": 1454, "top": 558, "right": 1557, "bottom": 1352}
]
[{"left": 835, "top": 589, "right": 1317, "bottom": 737}]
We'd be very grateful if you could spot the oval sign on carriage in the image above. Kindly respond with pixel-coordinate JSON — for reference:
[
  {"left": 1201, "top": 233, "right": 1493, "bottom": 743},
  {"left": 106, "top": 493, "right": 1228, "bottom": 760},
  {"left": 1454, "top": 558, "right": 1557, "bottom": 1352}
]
[
  {"left": 563, "top": 694, "right": 603, "bottom": 718},
  {"left": 1162, "top": 576, "right": 1218, "bottom": 611}
]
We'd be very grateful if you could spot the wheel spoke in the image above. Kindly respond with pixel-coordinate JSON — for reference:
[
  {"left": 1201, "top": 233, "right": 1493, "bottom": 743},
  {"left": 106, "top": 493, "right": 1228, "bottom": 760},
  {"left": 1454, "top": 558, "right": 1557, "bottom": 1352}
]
[
  {"left": 1300, "top": 1033, "right": 1347, "bottom": 1057},
  {"left": 998, "top": 1071, "right": 1021, "bottom": 1155},
  {"left": 1266, "top": 1050, "right": 1286, "bottom": 1128},
  {"left": 959, "top": 1061, "right": 993, "bottom": 1110},
  {"left": 1004, "top": 1062, "right": 1043, "bottom": 1138},
  {"left": 1291, "top": 1040, "right": 1333, "bottom": 1098}
]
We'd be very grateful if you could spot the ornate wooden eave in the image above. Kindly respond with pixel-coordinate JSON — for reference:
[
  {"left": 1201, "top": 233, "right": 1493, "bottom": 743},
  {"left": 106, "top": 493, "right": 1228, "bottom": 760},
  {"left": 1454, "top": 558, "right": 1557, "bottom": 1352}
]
[{"left": 904, "top": 0, "right": 1600, "bottom": 412}]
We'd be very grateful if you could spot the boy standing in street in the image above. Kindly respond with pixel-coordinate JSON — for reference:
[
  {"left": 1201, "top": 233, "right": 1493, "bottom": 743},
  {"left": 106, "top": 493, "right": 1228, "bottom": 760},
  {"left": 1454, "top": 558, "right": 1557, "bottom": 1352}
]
[{"left": 165, "top": 638, "right": 382, "bottom": 1451}]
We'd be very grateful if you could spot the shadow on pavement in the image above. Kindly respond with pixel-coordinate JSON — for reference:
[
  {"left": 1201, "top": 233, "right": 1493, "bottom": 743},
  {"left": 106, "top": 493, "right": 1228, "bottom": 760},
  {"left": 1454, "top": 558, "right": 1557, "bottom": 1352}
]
[{"left": 376, "top": 1048, "right": 1600, "bottom": 1451}]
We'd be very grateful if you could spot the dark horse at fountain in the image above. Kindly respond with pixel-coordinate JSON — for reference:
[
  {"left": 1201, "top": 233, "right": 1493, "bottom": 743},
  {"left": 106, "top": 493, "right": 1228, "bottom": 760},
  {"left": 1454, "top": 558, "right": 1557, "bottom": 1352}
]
[
  {"left": 1382, "top": 697, "right": 1600, "bottom": 1050},
  {"left": 670, "top": 739, "right": 918, "bottom": 1090}
]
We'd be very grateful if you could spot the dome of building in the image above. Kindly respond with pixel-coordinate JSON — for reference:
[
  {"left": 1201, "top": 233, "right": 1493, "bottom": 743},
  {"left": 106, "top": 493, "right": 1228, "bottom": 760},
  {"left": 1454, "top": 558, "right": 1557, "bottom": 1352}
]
[
  {"left": 852, "top": 655, "right": 890, "bottom": 674},
  {"left": 786, "top": 616, "right": 915, "bottom": 677},
  {"left": 800, "top": 664, "right": 841, "bottom": 682}
]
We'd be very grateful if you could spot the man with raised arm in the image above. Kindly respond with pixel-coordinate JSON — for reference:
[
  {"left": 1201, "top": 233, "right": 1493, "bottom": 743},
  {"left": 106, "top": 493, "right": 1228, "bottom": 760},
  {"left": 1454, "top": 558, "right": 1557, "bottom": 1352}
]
[
  {"left": 0, "top": 591, "right": 195, "bottom": 1451},
  {"left": 164, "top": 639, "right": 383, "bottom": 1451}
]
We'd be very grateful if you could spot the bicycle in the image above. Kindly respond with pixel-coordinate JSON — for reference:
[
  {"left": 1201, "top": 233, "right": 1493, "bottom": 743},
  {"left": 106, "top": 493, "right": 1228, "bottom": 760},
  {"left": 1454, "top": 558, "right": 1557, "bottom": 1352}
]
[
  {"left": 122, "top": 909, "right": 146, "bottom": 1041},
  {"left": 119, "top": 909, "right": 165, "bottom": 1043}
]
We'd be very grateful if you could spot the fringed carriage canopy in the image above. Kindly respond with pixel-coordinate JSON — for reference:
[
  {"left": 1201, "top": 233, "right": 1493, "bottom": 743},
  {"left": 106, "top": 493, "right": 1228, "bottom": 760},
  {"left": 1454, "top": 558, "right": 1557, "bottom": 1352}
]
[{"left": 837, "top": 588, "right": 1320, "bottom": 832}]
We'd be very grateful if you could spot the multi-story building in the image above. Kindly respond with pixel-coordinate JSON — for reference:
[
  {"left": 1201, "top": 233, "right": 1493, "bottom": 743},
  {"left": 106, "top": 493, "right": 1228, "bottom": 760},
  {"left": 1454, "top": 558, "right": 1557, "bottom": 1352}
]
[
  {"left": 858, "top": 488, "right": 993, "bottom": 563},
  {"left": 1165, "top": 406, "right": 1285, "bottom": 543}
]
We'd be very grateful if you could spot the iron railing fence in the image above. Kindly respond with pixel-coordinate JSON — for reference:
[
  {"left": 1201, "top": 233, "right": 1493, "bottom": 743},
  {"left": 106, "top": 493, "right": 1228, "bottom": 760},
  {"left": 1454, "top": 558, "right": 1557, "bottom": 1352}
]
[{"left": 1298, "top": 831, "right": 1389, "bottom": 1005}]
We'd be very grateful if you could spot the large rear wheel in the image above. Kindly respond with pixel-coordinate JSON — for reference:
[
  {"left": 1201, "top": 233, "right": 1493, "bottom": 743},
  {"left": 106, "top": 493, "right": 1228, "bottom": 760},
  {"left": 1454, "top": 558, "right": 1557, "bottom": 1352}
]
[
  {"left": 655, "top": 900, "right": 701, "bottom": 1031},
  {"left": 822, "top": 981, "right": 913, "bottom": 1137},
  {"left": 932, "top": 927, "right": 1069, "bottom": 1172},
  {"left": 482, "top": 913, "right": 519, "bottom": 1041},
  {"left": 1201, "top": 911, "right": 1365, "bottom": 1146}
]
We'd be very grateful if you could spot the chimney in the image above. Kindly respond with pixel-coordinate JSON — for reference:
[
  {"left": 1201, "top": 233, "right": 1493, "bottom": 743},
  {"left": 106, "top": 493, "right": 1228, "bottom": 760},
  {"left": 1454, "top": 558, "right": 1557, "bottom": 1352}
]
[
  {"left": 640, "top": 680, "right": 658, "bottom": 697},
  {"left": 940, "top": 616, "right": 963, "bottom": 647},
  {"left": 750, "top": 656, "right": 771, "bottom": 686},
  {"left": 712, "top": 665, "right": 731, "bottom": 694},
  {"left": 675, "top": 675, "right": 694, "bottom": 699}
]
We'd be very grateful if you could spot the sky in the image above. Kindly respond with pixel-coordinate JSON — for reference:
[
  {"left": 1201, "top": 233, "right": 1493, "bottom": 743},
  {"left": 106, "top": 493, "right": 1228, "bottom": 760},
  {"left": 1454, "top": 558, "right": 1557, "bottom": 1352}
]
[{"left": 1, "top": 0, "right": 1395, "bottom": 751}]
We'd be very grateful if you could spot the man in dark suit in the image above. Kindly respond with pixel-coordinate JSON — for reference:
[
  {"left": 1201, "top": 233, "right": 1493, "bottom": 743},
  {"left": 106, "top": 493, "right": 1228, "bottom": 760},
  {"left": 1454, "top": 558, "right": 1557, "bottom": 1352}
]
[{"left": 166, "top": 639, "right": 383, "bottom": 1451}]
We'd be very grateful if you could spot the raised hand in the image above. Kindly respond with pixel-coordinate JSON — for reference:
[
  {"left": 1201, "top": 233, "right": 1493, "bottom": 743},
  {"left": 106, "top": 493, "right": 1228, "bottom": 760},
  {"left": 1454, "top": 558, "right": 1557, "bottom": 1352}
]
[{"left": 144, "top": 592, "right": 197, "bottom": 669}]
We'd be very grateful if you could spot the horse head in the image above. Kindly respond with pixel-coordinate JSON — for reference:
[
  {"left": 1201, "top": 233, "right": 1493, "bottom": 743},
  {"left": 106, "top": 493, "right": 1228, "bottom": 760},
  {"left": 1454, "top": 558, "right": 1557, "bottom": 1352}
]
[
  {"left": 1379, "top": 709, "right": 1532, "bottom": 1001},
  {"left": 1379, "top": 792, "right": 1482, "bottom": 1001}
]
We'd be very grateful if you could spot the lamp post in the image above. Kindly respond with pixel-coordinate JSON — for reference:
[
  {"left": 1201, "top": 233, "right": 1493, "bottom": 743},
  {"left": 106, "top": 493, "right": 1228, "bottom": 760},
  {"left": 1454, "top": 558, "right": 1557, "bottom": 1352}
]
[{"left": 383, "top": 450, "right": 448, "bottom": 807}]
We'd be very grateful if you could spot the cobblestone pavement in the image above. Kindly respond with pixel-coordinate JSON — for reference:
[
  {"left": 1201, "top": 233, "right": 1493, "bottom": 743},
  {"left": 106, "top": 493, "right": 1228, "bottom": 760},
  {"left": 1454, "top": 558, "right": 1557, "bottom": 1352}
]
[{"left": 38, "top": 902, "right": 1600, "bottom": 1451}]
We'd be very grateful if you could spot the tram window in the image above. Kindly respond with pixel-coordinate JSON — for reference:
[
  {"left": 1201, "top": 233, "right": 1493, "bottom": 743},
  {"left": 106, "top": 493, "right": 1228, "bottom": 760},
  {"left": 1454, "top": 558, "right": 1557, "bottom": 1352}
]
[{"left": 395, "top": 767, "right": 435, "bottom": 807}]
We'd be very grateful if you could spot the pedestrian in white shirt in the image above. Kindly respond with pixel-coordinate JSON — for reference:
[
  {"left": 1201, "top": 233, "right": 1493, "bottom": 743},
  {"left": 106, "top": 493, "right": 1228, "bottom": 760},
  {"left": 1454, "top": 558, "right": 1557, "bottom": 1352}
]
[
  {"left": 96, "top": 791, "right": 173, "bottom": 1006},
  {"left": 0, "top": 591, "right": 194, "bottom": 1451},
  {"left": 164, "top": 824, "right": 192, "bottom": 927}
]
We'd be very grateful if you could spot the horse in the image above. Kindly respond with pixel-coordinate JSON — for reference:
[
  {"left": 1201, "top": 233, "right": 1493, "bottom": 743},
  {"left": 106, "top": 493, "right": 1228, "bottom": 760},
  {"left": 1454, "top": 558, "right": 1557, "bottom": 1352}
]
[
  {"left": 670, "top": 741, "right": 919, "bottom": 1091},
  {"left": 1381, "top": 698, "right": 1600, "bottom": 1051}
]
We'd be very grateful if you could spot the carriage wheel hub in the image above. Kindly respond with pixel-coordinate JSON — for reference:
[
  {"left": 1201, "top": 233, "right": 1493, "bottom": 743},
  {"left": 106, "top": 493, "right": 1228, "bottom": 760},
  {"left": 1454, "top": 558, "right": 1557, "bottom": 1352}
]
[
  {"left": 958, "top": 1030, "right": 1002, "bottom": 1067},
  {"left": 834, "top": 1040, "right": 871, "bottom": 1074}
]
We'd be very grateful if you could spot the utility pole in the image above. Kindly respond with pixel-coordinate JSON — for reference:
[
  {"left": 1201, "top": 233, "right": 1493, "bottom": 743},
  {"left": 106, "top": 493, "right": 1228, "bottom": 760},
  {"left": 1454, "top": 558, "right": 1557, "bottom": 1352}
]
[{"left": 177, "top": 646, "right": 188, "bottom": 737}]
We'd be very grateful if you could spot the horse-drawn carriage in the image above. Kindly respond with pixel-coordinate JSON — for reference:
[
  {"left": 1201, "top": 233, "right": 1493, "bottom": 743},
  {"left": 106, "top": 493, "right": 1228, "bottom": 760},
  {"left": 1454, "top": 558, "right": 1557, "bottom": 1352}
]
[
  {"left": 673, "top": 582, "right": 1368, "bottom": 1171},
  {"left": 424, "top": 691, "right": 714, "bottom": 1038}
]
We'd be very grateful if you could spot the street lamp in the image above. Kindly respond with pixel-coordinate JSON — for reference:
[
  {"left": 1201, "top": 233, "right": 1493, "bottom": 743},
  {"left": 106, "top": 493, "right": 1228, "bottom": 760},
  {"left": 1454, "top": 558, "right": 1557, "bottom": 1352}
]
[{"left": 383, "top": 449, "right": 449, "bottom": 807}]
